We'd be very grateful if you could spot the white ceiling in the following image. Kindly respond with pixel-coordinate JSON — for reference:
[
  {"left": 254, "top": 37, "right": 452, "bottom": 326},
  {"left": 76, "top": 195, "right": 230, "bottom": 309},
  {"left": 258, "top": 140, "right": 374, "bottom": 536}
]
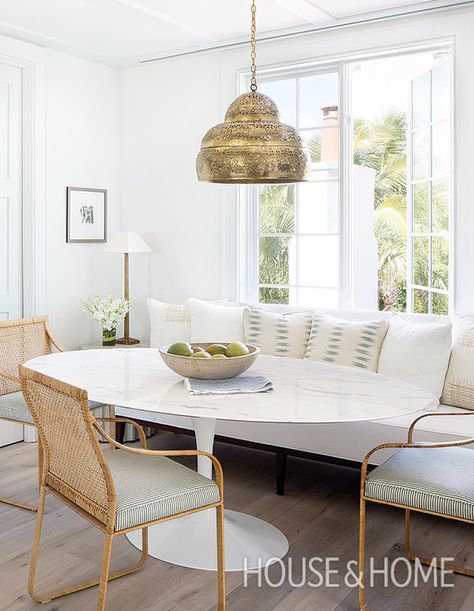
[{"left": 0, "top": 0, "right": 469, "bottom": 65}]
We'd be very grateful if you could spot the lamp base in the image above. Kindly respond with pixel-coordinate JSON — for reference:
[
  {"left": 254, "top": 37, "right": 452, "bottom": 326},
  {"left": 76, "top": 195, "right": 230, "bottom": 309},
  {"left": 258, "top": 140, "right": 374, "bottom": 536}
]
[{"left": 116, "top": 336, "right": 140, "bottom": 345}]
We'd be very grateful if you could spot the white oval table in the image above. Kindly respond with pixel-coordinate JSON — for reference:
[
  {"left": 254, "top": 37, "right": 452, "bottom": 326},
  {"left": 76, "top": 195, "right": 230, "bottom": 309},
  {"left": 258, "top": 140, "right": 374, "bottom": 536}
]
[{"left": 25, "top": 349, "right": 432, "bottom": 572}]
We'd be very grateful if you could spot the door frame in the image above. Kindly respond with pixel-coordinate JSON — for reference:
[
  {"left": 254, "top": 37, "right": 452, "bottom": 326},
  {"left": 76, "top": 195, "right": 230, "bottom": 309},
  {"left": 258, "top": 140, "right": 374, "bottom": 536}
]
[{"left": 0, "top": 34, "right": 47, "bottom": 318}]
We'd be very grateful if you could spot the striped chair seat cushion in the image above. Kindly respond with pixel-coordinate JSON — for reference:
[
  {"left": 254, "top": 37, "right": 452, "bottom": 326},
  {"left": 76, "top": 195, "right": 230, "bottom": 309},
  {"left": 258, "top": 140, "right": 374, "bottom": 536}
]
[
  {"left": 0, "top": 391, "right": 105, "bottom": 425},
  {"left": 106, "top": 449, "right": 221, "bottom": 531},
  {"left": 365, "top": 447, "right": 474, "bottom": 521}
]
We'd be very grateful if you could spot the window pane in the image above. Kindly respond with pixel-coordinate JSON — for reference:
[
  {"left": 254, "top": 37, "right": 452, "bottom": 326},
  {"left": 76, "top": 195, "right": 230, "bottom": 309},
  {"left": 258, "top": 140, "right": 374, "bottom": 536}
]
[
  {"left": 432, "top": 120, "right": 449, "bottom": 176},
  {"left": 432, "top": 62, "right": 449, "bottom": 123},
  {"left": 298, "top": 236, "right": 339, "bottom": 287},
  {"left": 259, "top": 286, "right": 289, "bottom": 305},
  {"left": 413, "top": 237, "right": 429, "bottom": 287},
  {"left": 298, "top": 287, "right": 339, "bottom": 308},
  {"left": 413, "top": 182, "right": 429, "bottom": 233},
  {"left": 413, "top": 128, "right": 430, "bottom": 180},
  {"left": 301, "top": 129, "right": 339, "bottom": 167},
  {"left": 299, "top": 72, "right": 339, "bottom": 128},
  {"left": 432, "top": 292, "right": 449, "bottom": 315},
  {"left": 413, "top": 288, "right": 429, "bottom": 314},
  {"left": 431, "top": 236, "right": 449, "bottom": 290},
  {"left": 432, "top": 180, "right": 449, "bottom": 233},
  {"left": 298, "top": 181, "right": 339, "bottom": 233},
  {"left": 259, "top": 185, "right": 295, "bottom": 234},
  {"left": 413, "top": 72, "right": 430, "bottom": 128},
  {"left": 259, "top": 78, "right": 296, "bottom": 126},
  {"left": 259, "top": 237, "right": 295, "bottom": 285}
]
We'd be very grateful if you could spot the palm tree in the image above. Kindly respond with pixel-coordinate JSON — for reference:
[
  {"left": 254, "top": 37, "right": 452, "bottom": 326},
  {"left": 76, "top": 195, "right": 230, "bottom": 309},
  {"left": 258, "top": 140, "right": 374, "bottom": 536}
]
[{"left": 353, "top": 112, "right": 407, "bottom": 310}]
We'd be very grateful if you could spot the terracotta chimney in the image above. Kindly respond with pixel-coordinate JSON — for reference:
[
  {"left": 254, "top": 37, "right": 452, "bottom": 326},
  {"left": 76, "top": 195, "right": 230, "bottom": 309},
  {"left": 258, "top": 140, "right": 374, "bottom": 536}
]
[{"left": 320, "top": 104, "right": 339, "bottom": 162}]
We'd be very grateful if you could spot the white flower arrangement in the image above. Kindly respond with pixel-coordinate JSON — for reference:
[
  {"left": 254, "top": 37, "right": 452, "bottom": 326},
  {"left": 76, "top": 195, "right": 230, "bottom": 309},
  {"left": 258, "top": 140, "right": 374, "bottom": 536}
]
[{"left": 82, "top": 295, "right": 130, "bottom": 331}]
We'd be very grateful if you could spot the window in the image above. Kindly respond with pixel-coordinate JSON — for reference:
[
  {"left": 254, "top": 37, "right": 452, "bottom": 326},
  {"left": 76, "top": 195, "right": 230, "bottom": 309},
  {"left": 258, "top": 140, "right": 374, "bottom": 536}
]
[
  {"left": 240, "top": 45, "right": 453, "bottom": 314},
  {"left": 408, "top": 61, "right": 450, "bottom": 314},
  {"left": 256, "top": 71, "right": 340, "bottom": 307}
]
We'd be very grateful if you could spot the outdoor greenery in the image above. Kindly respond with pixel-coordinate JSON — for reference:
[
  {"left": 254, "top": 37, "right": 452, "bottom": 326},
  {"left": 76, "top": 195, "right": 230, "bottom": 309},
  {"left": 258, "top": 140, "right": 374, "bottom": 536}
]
[
  {"left": 353, "top": 112, "right": 408, "bottom": 311},
  {"left": 258, "top": 111, "right": 448, "bottom": 312}
]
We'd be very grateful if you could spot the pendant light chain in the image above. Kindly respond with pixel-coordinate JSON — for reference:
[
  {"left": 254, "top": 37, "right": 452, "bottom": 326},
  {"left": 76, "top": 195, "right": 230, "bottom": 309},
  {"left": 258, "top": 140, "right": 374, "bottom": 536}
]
[{"left": 250, "top": 0, "right": 257, "bottom": 92}]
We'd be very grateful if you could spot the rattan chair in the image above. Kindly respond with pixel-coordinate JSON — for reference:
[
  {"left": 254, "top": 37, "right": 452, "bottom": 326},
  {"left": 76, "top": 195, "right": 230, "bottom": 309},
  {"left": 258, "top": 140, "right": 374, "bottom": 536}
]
[
  {"left": 0, "top": 316, "right": 105, "bottom": 511},
  {"left": 19, "top": 365, "right": 226, "bottom": 611},
  {"left": 358, "top": 412, "right": 474, "bottom": 610}
]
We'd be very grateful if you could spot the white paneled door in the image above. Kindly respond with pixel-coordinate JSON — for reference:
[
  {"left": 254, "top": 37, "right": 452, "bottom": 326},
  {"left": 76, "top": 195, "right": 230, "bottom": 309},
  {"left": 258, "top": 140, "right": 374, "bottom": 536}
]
[{"left": 0, "top": 62, "right": 23, "bottom": 447}]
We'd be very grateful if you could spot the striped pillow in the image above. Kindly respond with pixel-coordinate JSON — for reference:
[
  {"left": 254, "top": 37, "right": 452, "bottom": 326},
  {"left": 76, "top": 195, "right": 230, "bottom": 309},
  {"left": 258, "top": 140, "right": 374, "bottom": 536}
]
[
  {"left": 243, "top": 306, "right": 313, "bottom": 358},
  {"left": 305, "top": 313, "right": 389, "bottom": 372}
]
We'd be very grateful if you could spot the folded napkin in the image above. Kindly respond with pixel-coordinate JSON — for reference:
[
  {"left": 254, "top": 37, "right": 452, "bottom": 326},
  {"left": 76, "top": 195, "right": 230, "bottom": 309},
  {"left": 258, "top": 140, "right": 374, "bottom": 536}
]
[{"left": 185, "top": 376, "right": 273, "bottom": 396}]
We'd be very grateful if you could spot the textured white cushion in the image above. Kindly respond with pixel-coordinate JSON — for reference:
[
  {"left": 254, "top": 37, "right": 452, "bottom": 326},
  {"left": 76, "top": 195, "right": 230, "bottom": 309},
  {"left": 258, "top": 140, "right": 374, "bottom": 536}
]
[
  {"left": 187, "top": 298, "right": 245, "bottom": 343},
  {"left": 378, "top": 317, "right": 452, "bottom": 404},
  {"left": 305, "top": 313, "right": 388, "bottom": 372},
  {"left": 148, "top": 298, "right": 225, "bottom": 348},
  {"left": 243, "top": 306, "right": 313, "bottom": 358},
  {"left": 442, "top": 316, "right": 474, "bottom": 410},
  {"left": 148, "top": 298, "right": 192, "bottom": 348}
]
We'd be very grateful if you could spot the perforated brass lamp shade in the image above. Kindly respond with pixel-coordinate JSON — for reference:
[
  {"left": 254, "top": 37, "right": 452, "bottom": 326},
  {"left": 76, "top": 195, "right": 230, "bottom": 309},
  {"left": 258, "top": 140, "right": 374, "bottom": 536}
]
[{"left": 196, "top": 92, "right": 311, "bottom": 184}]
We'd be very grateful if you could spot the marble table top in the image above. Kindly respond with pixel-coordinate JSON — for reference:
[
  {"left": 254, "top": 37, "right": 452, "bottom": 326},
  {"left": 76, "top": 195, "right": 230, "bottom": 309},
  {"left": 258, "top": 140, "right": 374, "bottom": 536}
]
[{"left": 25, "top": 349, "right": 432, "bottom": 424}]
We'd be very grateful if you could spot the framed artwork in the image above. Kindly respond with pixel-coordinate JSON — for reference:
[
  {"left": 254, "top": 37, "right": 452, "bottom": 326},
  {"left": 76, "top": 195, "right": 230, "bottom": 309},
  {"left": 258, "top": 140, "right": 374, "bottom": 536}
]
[{"left": 66, "top": 187, "right": 107, "bottom": 243}]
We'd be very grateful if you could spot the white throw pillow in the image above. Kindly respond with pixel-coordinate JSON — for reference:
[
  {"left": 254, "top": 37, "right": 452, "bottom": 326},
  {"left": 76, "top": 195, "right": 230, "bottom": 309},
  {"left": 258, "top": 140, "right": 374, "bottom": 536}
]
[
  {"left": 243, "top": 306, "right": 313, "bottom": 358},
  {"left": 148, "top": 298, "right": 226, "bottom": 348},
  {"left": 187, "top": 298, "right": 245, "bottom": 343},
  {"left": 148, "top": 298, "right": 191, "bottom": 348},
  {"left": 305, "top": 313, "right": 389, "bottom": 372},
  {"left": 441, "top": 316, "right": 474, "bottom": 410},
  {"left": 378, "top": 316, "right": 452, "bottom": 403}
]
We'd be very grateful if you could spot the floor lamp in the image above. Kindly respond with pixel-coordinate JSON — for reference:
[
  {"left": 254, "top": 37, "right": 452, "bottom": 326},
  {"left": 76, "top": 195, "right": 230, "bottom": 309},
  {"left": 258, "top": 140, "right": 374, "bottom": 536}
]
[{"left": 103, "top": 231, "right": 151, "bottom": 345}]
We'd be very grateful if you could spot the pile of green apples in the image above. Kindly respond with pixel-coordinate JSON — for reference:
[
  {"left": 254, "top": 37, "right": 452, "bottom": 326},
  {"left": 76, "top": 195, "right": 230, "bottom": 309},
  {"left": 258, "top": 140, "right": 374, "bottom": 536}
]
[{"left": 167, "top": 342, "right": 250, "bottom": 359}]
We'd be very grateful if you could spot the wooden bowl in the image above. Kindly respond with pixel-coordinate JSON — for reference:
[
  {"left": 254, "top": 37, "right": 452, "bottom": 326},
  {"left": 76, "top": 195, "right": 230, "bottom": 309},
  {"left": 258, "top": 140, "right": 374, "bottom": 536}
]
[{"left": 159, "top": 343, "right": 260, "bottom": 380}]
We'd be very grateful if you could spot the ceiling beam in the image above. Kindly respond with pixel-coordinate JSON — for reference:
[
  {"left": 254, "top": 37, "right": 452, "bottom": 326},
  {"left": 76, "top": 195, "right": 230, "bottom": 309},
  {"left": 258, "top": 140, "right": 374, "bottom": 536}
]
[
  {"left": 109, "top": 0, "right": 218, "bottom": 42},
  {"left": 271, "top": 0, "right": 336, "bottom": 25}
]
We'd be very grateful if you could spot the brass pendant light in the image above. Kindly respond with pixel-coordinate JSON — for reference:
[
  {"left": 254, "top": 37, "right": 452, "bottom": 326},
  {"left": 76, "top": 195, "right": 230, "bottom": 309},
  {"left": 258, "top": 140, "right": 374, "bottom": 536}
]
[{"left": 196, "top": 0, "right": 311, "bottom": 184}]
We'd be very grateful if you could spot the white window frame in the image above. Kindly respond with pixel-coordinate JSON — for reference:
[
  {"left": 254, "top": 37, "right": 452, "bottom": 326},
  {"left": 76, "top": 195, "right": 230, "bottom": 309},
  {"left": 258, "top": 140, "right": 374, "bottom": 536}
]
[
  {"left": 406, "top": 56, "right": 454, "bottom": 314},
  {"left": 237, "top": 39, "right": 454, "bottom": 313}
]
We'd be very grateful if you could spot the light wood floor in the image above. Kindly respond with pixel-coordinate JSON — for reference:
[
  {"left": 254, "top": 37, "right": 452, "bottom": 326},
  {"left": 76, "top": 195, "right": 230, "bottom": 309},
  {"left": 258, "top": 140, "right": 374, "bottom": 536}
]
[{"left": 1, "top": 432, "right": 473, "bottom": 610}]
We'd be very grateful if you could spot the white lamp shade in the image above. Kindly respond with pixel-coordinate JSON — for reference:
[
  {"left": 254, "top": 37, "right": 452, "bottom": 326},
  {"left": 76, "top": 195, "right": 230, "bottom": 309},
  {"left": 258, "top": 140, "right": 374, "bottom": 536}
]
[{"left": 103, "top": 231, "right": 152, "bottom": 253}]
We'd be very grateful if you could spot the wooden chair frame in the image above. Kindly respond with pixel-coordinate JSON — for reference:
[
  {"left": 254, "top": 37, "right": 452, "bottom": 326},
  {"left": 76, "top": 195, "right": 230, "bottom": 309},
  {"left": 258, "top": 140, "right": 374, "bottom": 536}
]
[
  {"left": 20, "top": 366, "right": 225, "bottom": 611},
  {"left": 0, "top": 317, "right": 64, "bottom": 511},
  {"left": 358, "top": 412, "right": 474, "bottom": 610}
]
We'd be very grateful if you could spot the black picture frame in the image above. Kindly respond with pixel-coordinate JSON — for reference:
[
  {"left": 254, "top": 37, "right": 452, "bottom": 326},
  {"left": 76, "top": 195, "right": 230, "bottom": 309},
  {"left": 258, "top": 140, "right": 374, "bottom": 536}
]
[{"left": 66, "top": 187, "right": 107, "bottom": 243}]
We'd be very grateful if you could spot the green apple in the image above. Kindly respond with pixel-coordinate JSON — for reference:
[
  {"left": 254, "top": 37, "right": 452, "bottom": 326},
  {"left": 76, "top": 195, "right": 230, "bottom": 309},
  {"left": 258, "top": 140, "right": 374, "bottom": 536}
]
[
  {"left": 225, "top": 342, "right": 250, "bottom": 357},
  {"left": 211, "top": 354, "right": 227, "bottom": 358},
  {"left": 193, "top": 351, "right": 212, "bottom": 358},
  {"left": 167, "top": 342, "right": 193, "bottom": 357},
  {"left": 207, "top": 343, "right": 227, "bottom": 356}
]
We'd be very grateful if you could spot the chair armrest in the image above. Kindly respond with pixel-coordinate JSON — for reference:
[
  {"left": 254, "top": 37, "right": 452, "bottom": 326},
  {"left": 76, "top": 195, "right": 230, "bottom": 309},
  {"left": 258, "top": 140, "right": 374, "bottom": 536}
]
[
  {"left": 93, "top": 421, "right": 224, "bottom": 499},
  {"left": 360, "top": 436, "right": 474, "bottom": 488},
  {"left": 0, "top": 369, "right": 21, "bottom": 385},
  {"left": 408, "top": 411, "right": 474, "bottom": 442},
  {"left": 44, "top": 319, "right": 64, "bottom": 352},
  {"left": 95, "top": 417, "right": 147, "bottom": 449}
]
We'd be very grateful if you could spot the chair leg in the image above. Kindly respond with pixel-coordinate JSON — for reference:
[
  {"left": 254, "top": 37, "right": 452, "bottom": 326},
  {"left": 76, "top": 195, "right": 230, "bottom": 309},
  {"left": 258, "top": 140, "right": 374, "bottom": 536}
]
[
  {"left": 28, "top": 495, "right": 149, "bottom": 605},
  {"left": 97, "top": 532, "right": 114, "bottom": 611},
  {"left": 28, "top": 484, "right": 47, "bottom": 601},
  {"left": 405, "top": 508, "right": 474, "bottom": 577},
  {"left": 0, "top": 495, "right": 37, "bottom": 511},
  {"left": 0, "top": 435, "right": 43, "bottom": 512},
  {"left": 216, "top": 504, "right": 226, "bottom": 610},
  {"left": 358, "top": 497, "right": 369, "bottom": 611}
]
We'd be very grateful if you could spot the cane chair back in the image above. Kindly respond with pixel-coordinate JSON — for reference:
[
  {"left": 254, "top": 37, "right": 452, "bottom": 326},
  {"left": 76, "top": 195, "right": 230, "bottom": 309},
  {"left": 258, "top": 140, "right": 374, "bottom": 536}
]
[
  {"left": 20, "top": 366, "right": 115, "bottom": 526},
  {"left": 0, "top": 317, "right": 58, "bottom": 396}
]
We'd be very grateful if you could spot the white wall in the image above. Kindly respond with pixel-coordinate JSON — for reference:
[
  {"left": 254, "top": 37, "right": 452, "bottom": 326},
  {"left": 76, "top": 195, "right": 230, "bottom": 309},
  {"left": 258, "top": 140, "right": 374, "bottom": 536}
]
[
  {"left": 121, "top": 5, "right": 474, "bottom": 339},
  {"left": 46, "top": 50, "right": 122, "bottom": 348},
  {"left": 121, "top": 54, "right": 225, "bottom": 340}
]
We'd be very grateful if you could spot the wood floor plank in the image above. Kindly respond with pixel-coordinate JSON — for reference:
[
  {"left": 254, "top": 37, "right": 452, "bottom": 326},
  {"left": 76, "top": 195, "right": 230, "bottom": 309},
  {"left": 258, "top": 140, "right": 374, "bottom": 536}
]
[{"left": 1, "top": 436, "right": 473, "bottom": 610}]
